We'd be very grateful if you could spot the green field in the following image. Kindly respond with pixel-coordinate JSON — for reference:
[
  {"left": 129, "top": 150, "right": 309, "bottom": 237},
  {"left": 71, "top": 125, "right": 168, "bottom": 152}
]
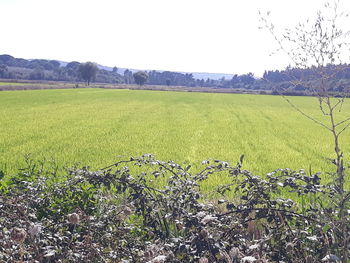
[
  {"left": 0, "top": 82, "right": 27, "bottom": 86},
  {"left": 0, "top": 88, "right": 349, "bottom": 181}
]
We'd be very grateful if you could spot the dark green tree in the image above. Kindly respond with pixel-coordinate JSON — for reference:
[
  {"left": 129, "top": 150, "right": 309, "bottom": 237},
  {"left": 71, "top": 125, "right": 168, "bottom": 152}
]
[
  {"left": 166, "top": 78, "right": 171, "bottom": 86},
  {"left": 0, "top": 64, "right": 7, "bottom": 78},
  {"left": 78, "top": 62, "right": 98, "bottom": 85},
  {"left": 29, "top": 68, "right": 45, "bottom": 80},
  {"left": 123, "top": 69, "right": 133, "bottom": 84},
  {"left": 133, "top": 71, "right": 148, "bottom": 85}
]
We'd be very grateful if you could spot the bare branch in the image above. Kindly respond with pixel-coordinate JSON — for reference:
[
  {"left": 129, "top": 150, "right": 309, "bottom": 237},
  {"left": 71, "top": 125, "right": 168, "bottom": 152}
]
[
  {"left": 335, "top": 117, "right": 350, "bottom": 127},
  {"left": 282, "top": 95, "right": 332, "bottom": 131},
  {"left": 319, "top": 97, "right": 330, "bottom": 115},
  {"left": 337, "top": 121, "right": 350, "bottom": 136}
]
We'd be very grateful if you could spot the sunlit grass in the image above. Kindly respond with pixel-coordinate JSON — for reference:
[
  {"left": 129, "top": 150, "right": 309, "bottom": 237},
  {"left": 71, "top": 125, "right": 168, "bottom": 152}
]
[
  {"left": 0, "top": 88, "right": 348, "bottom": 185},
  {"left": 0, "top": 82, "right": 27, "bottom": 86}
]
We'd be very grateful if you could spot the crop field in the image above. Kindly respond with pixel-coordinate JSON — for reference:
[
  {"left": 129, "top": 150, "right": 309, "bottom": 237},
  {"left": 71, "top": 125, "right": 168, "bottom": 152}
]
[
  {"left": 1, "top": 88, "right": 349, "bottom": 184},
  {"left": 0, "top": 82, "right": 27, "bottom": 86}
]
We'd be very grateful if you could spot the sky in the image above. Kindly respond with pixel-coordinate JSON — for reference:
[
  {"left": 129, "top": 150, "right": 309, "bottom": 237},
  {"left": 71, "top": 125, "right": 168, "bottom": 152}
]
[{"left": 1, "top": 0, "right": 349, "bottom": 77}]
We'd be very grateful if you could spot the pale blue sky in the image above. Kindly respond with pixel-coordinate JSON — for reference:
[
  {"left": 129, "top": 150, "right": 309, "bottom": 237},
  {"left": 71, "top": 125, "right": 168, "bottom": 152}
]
[{"left": 1, "top": 0, "right": 349, "bottom": 76}]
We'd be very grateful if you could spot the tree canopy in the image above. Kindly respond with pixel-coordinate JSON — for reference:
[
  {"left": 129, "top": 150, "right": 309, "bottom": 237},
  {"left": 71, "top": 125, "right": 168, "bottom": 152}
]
[
  {"left": 78, "top": 62, "right": 98, "bottom": 85},
  {"left": 133, "top": 71, "right": 148, "bottom": 86}
]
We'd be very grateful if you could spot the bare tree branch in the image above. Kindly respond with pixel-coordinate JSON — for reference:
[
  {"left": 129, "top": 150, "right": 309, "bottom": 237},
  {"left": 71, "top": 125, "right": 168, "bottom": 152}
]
[{"left": 282, "top": 95, "right": 332, "bottom": 131}]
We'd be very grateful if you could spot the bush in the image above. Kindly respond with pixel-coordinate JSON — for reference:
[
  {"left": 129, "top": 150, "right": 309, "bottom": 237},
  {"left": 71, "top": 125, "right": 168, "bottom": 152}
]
[{"left": 0, "top": 154, "right": 348, "bottom": 262}]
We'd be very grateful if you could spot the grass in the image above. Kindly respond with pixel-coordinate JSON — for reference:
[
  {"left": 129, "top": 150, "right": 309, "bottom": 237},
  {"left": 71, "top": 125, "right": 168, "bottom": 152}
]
[
  {"left": 0, "top": 82, "right": 27, "bottom": 86},
  {"left": 0, "top": 88, "right": 349, "bottom": 186}
]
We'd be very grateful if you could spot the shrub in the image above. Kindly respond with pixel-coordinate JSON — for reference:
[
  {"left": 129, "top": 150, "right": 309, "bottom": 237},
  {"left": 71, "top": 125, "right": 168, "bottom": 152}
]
[{"left": 0, "top": 154, "right": 347, "bottom": 262}]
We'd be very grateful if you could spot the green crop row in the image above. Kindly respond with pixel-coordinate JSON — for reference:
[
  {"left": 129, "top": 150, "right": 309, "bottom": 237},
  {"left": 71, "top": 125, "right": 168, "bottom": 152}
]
[{"left": 0, "top": 88, "right": 348, "bottom": 186}]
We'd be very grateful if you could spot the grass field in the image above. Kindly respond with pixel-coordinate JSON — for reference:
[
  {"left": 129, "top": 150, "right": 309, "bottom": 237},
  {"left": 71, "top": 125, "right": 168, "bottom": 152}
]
[
  {"left": 0, "top": 82, "right": 27, "bottom": 86},
  {"left": 1, "top": 88, "right": 349, "bottom": 184}
]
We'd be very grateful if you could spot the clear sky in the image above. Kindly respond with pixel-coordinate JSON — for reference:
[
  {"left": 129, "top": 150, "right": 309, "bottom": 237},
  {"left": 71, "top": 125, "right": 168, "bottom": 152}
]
[{"left": 1, "top": 0, "right": 349, "bottom": 76}]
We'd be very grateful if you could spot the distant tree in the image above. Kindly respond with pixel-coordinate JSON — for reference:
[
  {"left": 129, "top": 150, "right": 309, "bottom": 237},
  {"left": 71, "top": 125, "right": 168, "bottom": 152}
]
[
  {"left": 27, "top": 59, "right": 57, "bottom": 71},
  {"left": 123, "top": 69, "right": 133, "bottom": 84},
  {"left": 29, "top": 68, "right": 45, "bottom": 80},
  {"left": 64, "top": 61, "right": 80, "bottom": 79},
  {"left": 49, "top": 60, "right": 60, "bottom": 69},
  {"left": 239, "top": 72, "right": 255, "bottom": 85},
  {"left": 78, "top": 62, "right": 98, "bottom": 85},
  {"left": 231, "top": 74, "right": 239, "bottom": 85},
  {"left": 0, "top": 55, "right": 14, "bottom": 65},
  {"left": 166, "top": 78, "right": 171, "bottom": 86},
  {"left": 112, "top": 66, "right": 118, "bottom": 73},
  {"left": 53, "top": 67, "right": 66, "bottom": 81},
  {"left": 133, "top": 71, "right": 148, "bottom": 85},
  {"left": 0, "top": 64, "right": 7, "bottom": 78},
  {"left": 66, "top": 61, "right": 81, "bottom": 70}
]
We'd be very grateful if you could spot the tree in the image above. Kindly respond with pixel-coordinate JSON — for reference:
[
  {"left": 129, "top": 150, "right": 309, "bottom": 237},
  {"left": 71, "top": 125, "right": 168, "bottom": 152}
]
[
  {"left": 123, "top": 69, "right": 133, "bottom": 84},
  {"left": 133, "top": 71, "right": 148, "bottom": 86},
  {"left": 239, "top": 73, "right": 255, "bottom": 85},
  {"left": 29, "top": 68, "right": 45, "bottom": 80},
  {"left": 0, "top": 64, "right": 7, "bottom": 78},
  {"left": 78, "top": 62, "right": 98, "bottom": 85},
  {"left": 0, "top": 54, "right": 14, "bottom": 65},
  {"left": 261, "top": 1, "right": 350, "bottom": 261}
]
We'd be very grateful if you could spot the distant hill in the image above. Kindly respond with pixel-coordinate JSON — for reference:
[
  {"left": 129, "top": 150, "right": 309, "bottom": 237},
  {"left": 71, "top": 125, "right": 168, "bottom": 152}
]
[
  {"left": 58, "top": 60, "right": 234, "bottom": 80},
  {"left": 0, "top": 54, "right": 236, "bottom": 86},
  {"left": 190, "top": 72, "right": 234, "bottom": 80},
  {"left": 87, "top": 64, "right": 234, "bottom": 81}
]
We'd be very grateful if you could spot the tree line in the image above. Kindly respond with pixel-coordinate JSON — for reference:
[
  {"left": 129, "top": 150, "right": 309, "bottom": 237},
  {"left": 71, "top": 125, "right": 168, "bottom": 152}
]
[{"left": 1, "top": 54, "right": 350, "bottom": 92}]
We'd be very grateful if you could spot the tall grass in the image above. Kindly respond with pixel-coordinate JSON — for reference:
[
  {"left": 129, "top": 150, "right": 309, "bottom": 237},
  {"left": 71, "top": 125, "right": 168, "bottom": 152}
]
[{"left": 0, "top": 88, "right": 348, "bottom": 183}]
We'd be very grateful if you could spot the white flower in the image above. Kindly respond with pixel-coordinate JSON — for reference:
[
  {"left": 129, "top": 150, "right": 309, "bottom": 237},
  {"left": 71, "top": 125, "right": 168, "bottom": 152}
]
[
  {"left": 248, "top": 244, "right": 259, "bottom": 250},
  {"left": 306, "top": 235, "right": 317, "bottom": 241},
  {"left": 201, "top": 215, "right": 217, "bottom": 225},
  {"left": 148, "top": 255, "right": 167, "bottom": 263},
  {"left": 241, "top": 256, "right": 257, "bottom": 262},
  {"left": 28, "top": 224, "right": 42, "bottom": 237},
  {"left": 322, "top": 254, "right": 340, "bottom": 262},
  {"left": 67, "top": 213, "right": 80, "bottom": 224},
  {"left": 196, "top": 211, "right": 206, "bottom": 217},
  {"left": 229, "top": 247, "right": 240, "bottom": 259}
]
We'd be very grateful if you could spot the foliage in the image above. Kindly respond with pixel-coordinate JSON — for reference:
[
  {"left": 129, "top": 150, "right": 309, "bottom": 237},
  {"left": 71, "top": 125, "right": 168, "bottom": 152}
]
[
  {"left": 133, "top": 71, "right": 149, "bottom": 86},
  {"left": 148, "top": 70, "right": 196, "bottom": 87},
  {"left": 78, "top": 62, "right": 98, "bottom": 85},
  {"left": 123, "top": 69, "right": 134, "bottom": 84},
  {"left": 2, "top": 54, "right": 350, "bottom": 91},
  {"left": 0, "top": 64, "right": 7, "bottom": 78},
  {"left": 0, "top": 155, "right": 348, "bottom": 262}
]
